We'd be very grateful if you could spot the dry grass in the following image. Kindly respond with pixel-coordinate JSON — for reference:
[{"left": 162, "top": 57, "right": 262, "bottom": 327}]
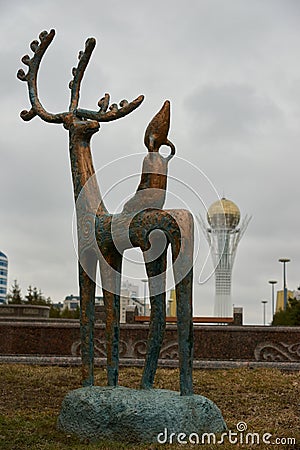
[{"left": 0, "top": 364, "right": 299, "bottom": 449}]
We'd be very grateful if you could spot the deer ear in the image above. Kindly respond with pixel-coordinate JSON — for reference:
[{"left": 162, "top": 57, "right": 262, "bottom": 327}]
[{"left": 144, "top": 100, "right": 171, "bottom": 151}]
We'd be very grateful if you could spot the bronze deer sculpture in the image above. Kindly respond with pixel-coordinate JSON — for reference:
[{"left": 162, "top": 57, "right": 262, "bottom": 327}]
[{"left": 18, "top": 30, "right": 194, "bottom": 395}]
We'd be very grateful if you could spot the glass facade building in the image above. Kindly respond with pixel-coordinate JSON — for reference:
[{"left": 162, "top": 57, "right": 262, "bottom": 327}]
[{"left": 0, "top": 251, "right": 8, "bottom": 304}]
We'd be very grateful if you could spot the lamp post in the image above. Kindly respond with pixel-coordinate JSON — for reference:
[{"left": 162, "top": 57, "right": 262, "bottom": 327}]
[
  {"left": 261, "top": 300, "right": 268, "bottom": 326},
  {"left": 278, "top": 258, "right": 290, "bottom": 310},
  {"left": 141, "top": 279, "right": 147, "bottom": 316},
  {"left": 268, "top": 280, "right": 277, "bottom": 318}
]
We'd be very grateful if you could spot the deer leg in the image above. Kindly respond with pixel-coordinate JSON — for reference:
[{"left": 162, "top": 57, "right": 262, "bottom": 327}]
[
  {"left": 99, "top": 246, "right": 123, "bottom": 387},
  {"left": 141, "top": 230, "right": 168, "bottom": 389},
  {"left": 171, "top": 210, "right": 194, "bottom": 396},
  {"left": 79, "top": 250, "right": 97, "bottom": 387}
]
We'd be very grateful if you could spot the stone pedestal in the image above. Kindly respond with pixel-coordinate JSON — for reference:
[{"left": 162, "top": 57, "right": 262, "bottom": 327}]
[{"left": 58, "top": 386, "right": 226, "bottom": 444}]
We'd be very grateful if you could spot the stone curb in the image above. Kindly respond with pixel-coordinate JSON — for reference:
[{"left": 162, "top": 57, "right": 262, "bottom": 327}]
[{"left": 0, "top": 355, "right": 299, "bottom": 371}]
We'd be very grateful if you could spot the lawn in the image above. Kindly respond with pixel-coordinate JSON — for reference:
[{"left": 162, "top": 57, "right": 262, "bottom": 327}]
[{"left": 0, "top": 364, "right": 299, "bottom": 449}]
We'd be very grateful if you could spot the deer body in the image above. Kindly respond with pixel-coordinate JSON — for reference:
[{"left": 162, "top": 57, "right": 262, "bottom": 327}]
[{"left": 18, "top": 30, "right": 194, "bottom": 395}]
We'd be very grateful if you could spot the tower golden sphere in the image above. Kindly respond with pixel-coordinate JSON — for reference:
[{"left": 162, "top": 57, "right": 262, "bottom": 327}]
[{"left": 207, "top": 197, "right": 240, "bottom": 229}]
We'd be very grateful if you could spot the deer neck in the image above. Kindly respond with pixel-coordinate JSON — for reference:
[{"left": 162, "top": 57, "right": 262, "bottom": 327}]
[{"left": 68, "top": 120, "right": 107, "bottom": 215}]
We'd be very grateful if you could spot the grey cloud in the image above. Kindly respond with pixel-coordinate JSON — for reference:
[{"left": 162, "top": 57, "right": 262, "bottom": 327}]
[{"left": 185, "top": 83, "right": 284, "bottom": 142}]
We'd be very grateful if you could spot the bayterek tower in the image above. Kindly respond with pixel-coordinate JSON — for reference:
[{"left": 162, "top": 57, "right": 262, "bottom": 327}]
[{"left": 199, "top": 198, "right": 251, "bottom": 317}]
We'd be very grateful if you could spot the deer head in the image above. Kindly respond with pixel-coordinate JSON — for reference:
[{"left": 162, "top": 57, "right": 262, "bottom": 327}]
[{"left": 17, "top": 29, "right": 144, "bottom": 131}]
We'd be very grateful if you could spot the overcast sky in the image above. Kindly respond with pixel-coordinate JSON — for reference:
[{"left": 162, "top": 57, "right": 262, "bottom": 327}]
[{"left": 1, "top": 0, "right": 300, "bottom": 324}]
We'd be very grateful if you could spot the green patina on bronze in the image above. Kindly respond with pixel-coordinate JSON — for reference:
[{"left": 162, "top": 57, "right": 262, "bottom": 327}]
[{"left": 18, "top": 29, "right": 194, "bottom": 396}]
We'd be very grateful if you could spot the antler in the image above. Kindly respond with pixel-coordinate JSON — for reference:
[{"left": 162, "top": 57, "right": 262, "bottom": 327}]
[
  {"left": 17, "top": 29, "right": 66, "bottom": 123},
  {"left": 68, "top": 34, "right": 144, "bottom": 121},
  {"left": 18, "top": 29, "right": 144, "bottom": 125},
  {"left": 76, "top": 94, "right": 144, "bottom": 122},
  {"left": 69, "top": 38, "right": 96, "bottom": 112}
]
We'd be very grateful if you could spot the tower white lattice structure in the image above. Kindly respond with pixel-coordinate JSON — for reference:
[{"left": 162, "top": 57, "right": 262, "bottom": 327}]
[
  {"left": 199, "top": 198, "right": 251, "bottom": 317},
  {"left": 0, "top": 251, "right": 8, "bottom": 304}
]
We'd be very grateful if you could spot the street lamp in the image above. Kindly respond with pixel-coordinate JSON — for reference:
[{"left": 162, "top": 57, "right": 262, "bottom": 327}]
[
  {"left": 268, "top": 280, "right": 277, "bottom": 318},
  {"left": 141, "top": 279, "right": 148, "bottom": 316},
  {"left": 261, "top": 300, "right": 268, "bottom": 326},
  {"left": 278, "top": 258, "right": 290, "bottom": 310}
]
